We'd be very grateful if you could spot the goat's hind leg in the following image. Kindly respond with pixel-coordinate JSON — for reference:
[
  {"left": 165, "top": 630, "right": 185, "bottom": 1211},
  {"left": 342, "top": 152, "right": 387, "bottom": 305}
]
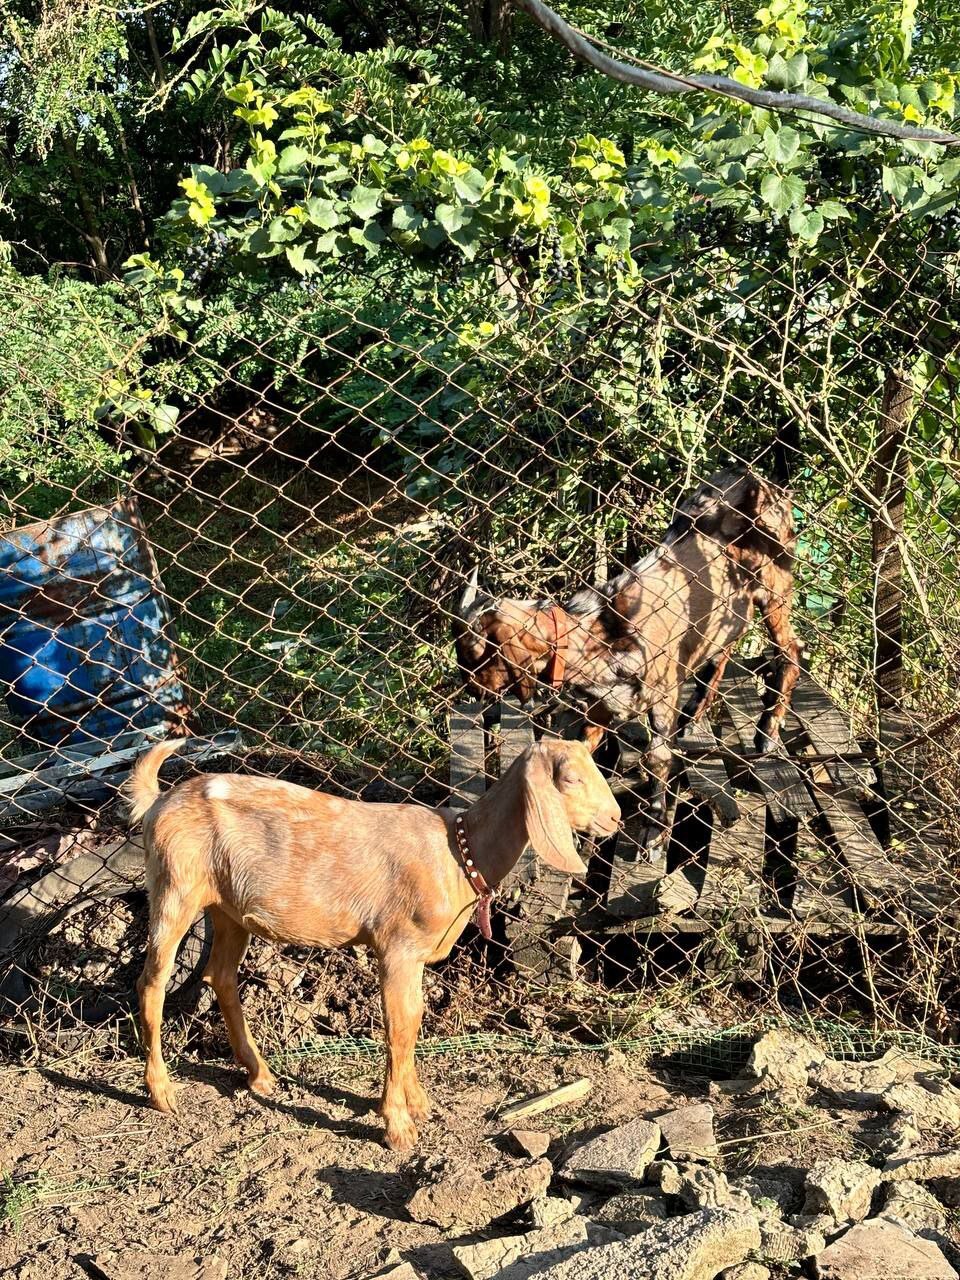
[
  {"left": 756, "top": 594, "right": 800, "bottom": 754},
  {"left": 203, "top": 906, "right": 276, "bottom": 1098},
  {"left": 638, "top": 704, "right": 676, "bottom": 861},
  {"left": 138, "top": 893, "right": 200, "bottom": 1114}
]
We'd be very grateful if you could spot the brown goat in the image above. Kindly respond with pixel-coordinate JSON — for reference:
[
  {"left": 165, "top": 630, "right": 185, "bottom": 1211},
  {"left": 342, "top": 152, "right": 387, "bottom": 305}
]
[
  {"left": 130, "top": 738, "right": 619, "bottom": 1150},
  {"left": 453, "top": 468, "right": 800, "bottom": 851}
]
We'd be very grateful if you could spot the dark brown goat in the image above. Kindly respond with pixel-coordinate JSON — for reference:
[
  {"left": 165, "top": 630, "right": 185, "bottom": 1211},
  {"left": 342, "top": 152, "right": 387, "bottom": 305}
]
[{"left": 453, "top": 469, "right": 800, "bottom": 851}]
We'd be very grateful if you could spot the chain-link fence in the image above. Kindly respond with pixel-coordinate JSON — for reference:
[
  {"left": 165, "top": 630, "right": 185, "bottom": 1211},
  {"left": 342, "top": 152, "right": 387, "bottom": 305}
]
[{"left": 1, "top": 213, "right": 959, "bottom": 1079}]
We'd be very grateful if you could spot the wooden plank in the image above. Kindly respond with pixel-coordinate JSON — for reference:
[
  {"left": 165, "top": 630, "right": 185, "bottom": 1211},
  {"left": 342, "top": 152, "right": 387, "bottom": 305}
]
[
  {"left": 810, "top": 782, "right": 900, "bottom": 912},
  {"left": 789, "top": 680, "right": 873, "bottom": 793},
  {"left": 500, "top": 701, "right": 537, "bottom": 891},
  {"left": 721, "top": 664, "right": 818, "bottom": 824},
  {"left": 697, "top": 793, "right": 765, "bottom": 914},
  {"left": 790, "top": 816, "right": 860, "bottom": 925},
  {"left": 678, "top": 714, "right": 740, "bottom": 828},
  {"left": 449, "top": 702, "right": 486, "bottom": 809},
  {"left": 499, "top": 1077, "right": 592, "bottom": 1121},
  {"left": 605, "top": 822, "right": 667, "bottom": 917}
]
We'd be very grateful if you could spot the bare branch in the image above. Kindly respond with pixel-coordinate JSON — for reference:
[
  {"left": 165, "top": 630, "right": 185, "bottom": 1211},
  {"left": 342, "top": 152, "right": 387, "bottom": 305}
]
[{"left": 513, "top": 0, "right": 960, "bottom": 146}]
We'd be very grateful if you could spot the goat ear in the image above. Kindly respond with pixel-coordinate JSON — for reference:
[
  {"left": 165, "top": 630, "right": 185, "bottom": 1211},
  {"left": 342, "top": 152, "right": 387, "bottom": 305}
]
[{"left": 523, "top": 747, "right": 588, "bottom": 876}]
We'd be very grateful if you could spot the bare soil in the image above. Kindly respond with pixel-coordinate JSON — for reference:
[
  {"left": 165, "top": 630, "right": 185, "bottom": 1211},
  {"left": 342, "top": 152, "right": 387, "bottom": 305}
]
[{"left": 0, "top": 1037, "right": 905, "bottom": 1280}]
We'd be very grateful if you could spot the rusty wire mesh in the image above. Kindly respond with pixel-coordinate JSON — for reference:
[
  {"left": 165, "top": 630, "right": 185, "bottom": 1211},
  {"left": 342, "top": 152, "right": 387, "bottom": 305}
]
[{"left": 1, "top": 216, "right": 959, "bottom": 1081}]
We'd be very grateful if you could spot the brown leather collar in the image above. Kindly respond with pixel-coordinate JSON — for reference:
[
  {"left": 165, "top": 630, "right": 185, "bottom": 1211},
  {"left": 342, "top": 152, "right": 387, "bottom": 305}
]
[
  {"left": 454, "top": 813, "right": 495, "bottom": 939},
  {"left": 538, "top": 605, "right": 572, "bottom": 690}
]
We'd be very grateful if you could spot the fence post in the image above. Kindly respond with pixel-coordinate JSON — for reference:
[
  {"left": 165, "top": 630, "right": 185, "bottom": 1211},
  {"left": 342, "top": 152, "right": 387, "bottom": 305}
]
[{"left": 871, "top": 365, "right": 912, "bottom": 725}]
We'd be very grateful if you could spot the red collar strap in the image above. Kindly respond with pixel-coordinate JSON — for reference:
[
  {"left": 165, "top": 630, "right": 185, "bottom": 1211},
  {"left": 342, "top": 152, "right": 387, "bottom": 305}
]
[
  {"left": 454, "top": 813, "right": 496, "bottom": 939},
  {"left": 539, "top": 605, "right": 572, "bottom": 690}
]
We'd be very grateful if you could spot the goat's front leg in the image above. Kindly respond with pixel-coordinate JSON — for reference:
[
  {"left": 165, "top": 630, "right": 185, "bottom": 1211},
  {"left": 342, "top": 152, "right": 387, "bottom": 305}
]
[
  {"left": 756, "top": 592, "right": 801, "bottom": 754},
  {"left": 378, "top": 952, "right": 428, "bottom": 1151},
  {"left": 638, "top": 703, "right": 676, "bottom": 860}
]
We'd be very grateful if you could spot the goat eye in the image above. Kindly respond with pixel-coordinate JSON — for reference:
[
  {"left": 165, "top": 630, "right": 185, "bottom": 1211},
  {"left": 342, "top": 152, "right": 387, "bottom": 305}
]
[{"left": 561, "top": 775, "right": 583, "bottom": 786}]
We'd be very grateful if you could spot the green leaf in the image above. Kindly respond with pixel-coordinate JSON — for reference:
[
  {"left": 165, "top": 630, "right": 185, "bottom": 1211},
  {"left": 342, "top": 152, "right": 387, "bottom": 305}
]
[
  {"left": 277, "top": 145, "right": 313, "bottom": 174},
  {"left": 760, "top": 171, "right": 805, "bottom": 214},
  {"left": 763, "top": 126, "right": 800, "bottom": 165},
  {"left": 305, "top": 197, "right": 340, "bottom": 229},
  {"left": 435, "top": 203, "right": 468, "bottom": 234},
  {"left": 362, "top": 133, "right": 387, "bottom": 155},
  {"left": 881, "top": 165, "right": 918, "bottom": 202},
  {"left": 267, "top": 216, "right": 300, "bottom": 244},
  {"left": 349, "top": 185, "right": 382, "bottom": 220},
  {"left": 451, "top": 167, "right": 486, "bottom": 203},
  {"left": 285, "top": 243, "right": 318, "bottom": 275},
  {"left": 789, "top": 207, "right": 824, "bottom": 241},
  {"left": 392, "top": 203, "right": 426, "bottom": 232},
  {"left": 419, "top": 221, "right": 447, "bottom": 249},
  {"left": 818, "top": 199, "right": 852, "bottom": 221}
]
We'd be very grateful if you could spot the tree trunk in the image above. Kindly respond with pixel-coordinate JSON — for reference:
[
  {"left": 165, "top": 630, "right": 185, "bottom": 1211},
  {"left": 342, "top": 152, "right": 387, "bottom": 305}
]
[
  {"left": 469, "top": 0, "right": 513, "bottom": 51},
  {"left": 871, "top": 365, "right": 912, "bottom": 716}
]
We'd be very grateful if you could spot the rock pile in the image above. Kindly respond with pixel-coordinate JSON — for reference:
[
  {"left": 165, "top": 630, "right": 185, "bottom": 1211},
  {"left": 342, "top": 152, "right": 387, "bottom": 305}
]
[{"left": 392, "top": 1031, "right": 960, "bottom": 1280}]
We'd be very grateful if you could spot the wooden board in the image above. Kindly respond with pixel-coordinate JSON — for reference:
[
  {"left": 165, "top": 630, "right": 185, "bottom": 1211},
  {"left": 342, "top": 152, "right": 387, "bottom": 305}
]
[
  {"left": 791, "top": 819, "right": 860, "bottom": 925},
  {"left": 678, "top": 713, "right": 740, "bottom": 828},
  {"left": 449, "top": 702, "right": 486, "bottom": 809},
  {"left": 789, "top": 680, "right": 873, "bottom": 793},
  {"left": 721, "top": 664, "right": 818, "bottom": 825},
  {"left": 605, "top": 814, "right": 669, "bottom": 918},
  {"left": 810, "top": 781, "right": 899, "bottom": 913},
  {"left": 697, "top": 793, "right": 765, "bottom": 915},
  {"left": 499, "top": 702, "right": 538, "bottom": 891}
]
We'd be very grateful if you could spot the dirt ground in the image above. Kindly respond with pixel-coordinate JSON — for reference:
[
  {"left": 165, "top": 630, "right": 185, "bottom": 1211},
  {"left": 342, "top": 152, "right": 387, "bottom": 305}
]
[{"left": 1, "top": 1036, "right": 927, "bottom": 1280}]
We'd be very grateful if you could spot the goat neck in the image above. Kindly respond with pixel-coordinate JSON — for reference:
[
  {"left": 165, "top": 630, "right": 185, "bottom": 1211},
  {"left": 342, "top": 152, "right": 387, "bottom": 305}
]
[{"left": 456, "top": 757, "right": 531, "bottom": 889}]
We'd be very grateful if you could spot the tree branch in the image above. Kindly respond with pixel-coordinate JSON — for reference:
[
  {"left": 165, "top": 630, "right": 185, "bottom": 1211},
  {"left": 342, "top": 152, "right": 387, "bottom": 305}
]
[{"left": 512, "top": 0, "right": 960, "bottom": 146}]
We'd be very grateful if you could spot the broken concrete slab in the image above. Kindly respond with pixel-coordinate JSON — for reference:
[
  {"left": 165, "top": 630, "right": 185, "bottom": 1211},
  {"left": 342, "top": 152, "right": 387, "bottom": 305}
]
[
  {"left": 812, "top": 1051, "right": 942, "bottom": 1108},
  {"left": 656, "top": 1103, "right": 719, "bottom": 1161},
  {"left": 407, "top": 1158, "right": 552, "bottom": 1232},
  {"left": 529, "top": 1195, "right": 583, "bottom": 1230},
  {"left": 757, "top": 1217, "right": 827, "bottom": 1264},
  {"left": 561, "top": 1118, "right": 661, "bottom": 1189},
  {"left": 746, "top": 1029, "right": 826, "bottom": 1091},
  {"left": 881, "top": 1181, "right": 948, "bottom": 1233},
  {"left": 589, "top": 1190, "right": 669, "bottom": 1234},
  {"left": 453, "top": 1216, "right": 588, "bottom": 1280},
  {"left": 655, "top": 1161, "right": 734, "bottom": 1209},
  {"left": 813, "top": 1217, "right": 959, "bottom": 1280},
  {"left": 881, "top": 1079, "right": 960, "bottom": 1130},
  {"left": 803, "top": 1159, "right": 881, "bottom": 1222},
  {"left": 730, "top": 1172, "right": 797, "bottom": 1216},
  {"left": 491, "top": 1207, "right": 762, "bottom": 1280},
  {"left": 509, "top": 1129, "right": 552, "bottom": 1160},
  {"left": 883, "top": 1150, "right": 960, "bottom": 1183}
]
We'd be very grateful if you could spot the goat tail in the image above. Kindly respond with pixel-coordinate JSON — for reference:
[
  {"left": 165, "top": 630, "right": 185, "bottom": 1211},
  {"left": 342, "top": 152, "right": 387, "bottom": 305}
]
[{"left": 125, "top": 739, "right": 184, "bottom": 824}]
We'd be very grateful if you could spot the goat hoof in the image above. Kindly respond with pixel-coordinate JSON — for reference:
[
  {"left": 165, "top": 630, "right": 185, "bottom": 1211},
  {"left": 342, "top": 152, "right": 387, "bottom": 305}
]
[
  {"left": 148, "top": 1079, "right": 179, "bottom": 1114},
  {"left": 384, "top": 1118, "right": 419, "bottom": 1151},
  {"left": 249, "top": 1070, "right": 277, "bottom": 1098}
]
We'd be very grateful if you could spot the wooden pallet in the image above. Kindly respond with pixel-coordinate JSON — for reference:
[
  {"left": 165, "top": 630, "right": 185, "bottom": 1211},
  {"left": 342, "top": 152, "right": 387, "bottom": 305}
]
[{"left": 448, "top": 656, "right": 954, "bottom": 975}]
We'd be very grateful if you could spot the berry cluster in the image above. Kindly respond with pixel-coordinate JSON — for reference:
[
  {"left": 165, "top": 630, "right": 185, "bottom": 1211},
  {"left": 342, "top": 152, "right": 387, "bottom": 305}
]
[
  {"left": 183, "top": 229, "right": 229, "bottom": 283},
  {"left": 543, "top": 235, "right": 570, "bottom": 282},
  {"left": 299, "top": 277, "right": 322, "bottom": 297}
]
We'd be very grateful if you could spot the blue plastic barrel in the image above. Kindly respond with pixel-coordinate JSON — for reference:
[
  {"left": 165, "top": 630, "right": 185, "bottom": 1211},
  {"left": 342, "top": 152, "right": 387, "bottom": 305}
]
[{"left": 0, "top": 497, "right": 188, "bottom": 752}]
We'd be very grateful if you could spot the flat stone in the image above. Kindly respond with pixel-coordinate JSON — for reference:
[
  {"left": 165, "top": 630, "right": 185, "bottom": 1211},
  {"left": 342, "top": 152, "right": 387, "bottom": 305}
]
[
  {"left": 374, "top": 1266, "right": 421, "bottom": 1280},
  {"left": 730, "top": 1173, "right": 797, "bottom": 1215},
  {"left": 720, "top": 1266, "right": 770, "bottom": 1280},
  {"left": 407, "top": 1158, "right": 552, "bottom": 1232},
  {"left": 509, "top": 1129, "right": 552, "bottom": 1159},
  {"left": 803, "top": 1159, "right": 881, "bottom": 1222},
  {"left": 813, "top": 1052, "right": 942, "bottom": 1108},
  {"left": 529, "top": 1195, "right": 581, "bottom": 1229},
  {"left": 561, "top": 1118, "right": 661, "bottom": 1189},
  {"left": 757, "top": 1217, "right": 826, "bottom": 1264},
  {"left": 590, "top": 1190, "right": 669, "bottom": 1234},
  {"left": 881, "top": 1079, "right": 960, "bottom": 1130},
  {"left": 813, "top": 1217, "right": 958, "bottom": 1280},
  {"left": 744, "top": 1030, "right": 825, "bottom": 1092},
  {"left": 656, "top": 1161, "right": 734, "bottom": 1209},
  {"left": 453, "top": 1217, "right": 588, "bottom": 1280},
  {"left": 491, "top": 1207, "right": 762, "bottom": 1280},
  {"left": 881, "top": 1181, "right": 948, "bottom": 1233},
  {"left": 656, "top": 1103, "right": 719, "bottom": 1161},
  {"left": 883, "top": 1150, "right": 960, "bottom": 1183}
]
